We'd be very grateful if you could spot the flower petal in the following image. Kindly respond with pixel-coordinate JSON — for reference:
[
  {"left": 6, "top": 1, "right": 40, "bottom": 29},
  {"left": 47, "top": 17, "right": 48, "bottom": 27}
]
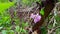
[
  {"left": 34, "top": 19, "right": 38, "bottom": 23},
  {"left": 30, "top": 13, "right": 35, "bottom": 19},
  {"left": 34, "top": 15, "right": 41, "bottom": 23},
  {"left": 30, "top": 13, "right": 41, "bottom": 23},
  {"left": 36, "top": 15, "right": 41, "bottom": 20}
]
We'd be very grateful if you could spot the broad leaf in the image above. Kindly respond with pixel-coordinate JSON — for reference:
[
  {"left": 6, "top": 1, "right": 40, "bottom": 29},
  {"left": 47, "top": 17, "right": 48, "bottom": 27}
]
[
  {"left": 40, "top": 8, "right": 44, "bottom": 15},
  {"left": 0, "top": 2, "right": 15, "bottom": 12},
  {"left": 2, "top": 30, "right": 7, "bottom": 34}
]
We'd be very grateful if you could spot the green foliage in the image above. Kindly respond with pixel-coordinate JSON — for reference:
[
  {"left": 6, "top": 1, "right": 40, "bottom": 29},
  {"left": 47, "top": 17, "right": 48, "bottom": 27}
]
[
  {"left": 40, "top": 8, "right": 44, "bottom": 15},
  {"left": 0, "top": 26, "right": 3, "bottom": 30},
  {"left": 0, "top": 2, "right": 15, "bottom": 12},
  {"left": 0, "top": 1, "right": 15, "bottom": 34},
  {"left": 56, "top": 28, "right": 60, "bottom": 34},
  {"left": 48, "top": 24, "right": 53, "bottom": 29},
  {"left": 15, "top": 26, "right": 20, "bottom": 32},
  {"left": 2, "top": 30, "right": 7, "bottom": 34},
  {"left": 22, "top": 28, "right": 27, "bottom": 33},
  {"left": 35, "top": 0, "right": 41, "bottom": 4},
  {"left": 14, "top": 18, "right": 20, "bottom": 25},
  {"left": 54, "top": 15, "right": 60, "bottom": 27},
  {"left": 21, "top": 22, "right": 29, "bottom": 28},
  {"left": 14, "top": 17, "right": 29, "bottom": 33},
  {"left": 22, "top": 0, "right": 29, "bottom": 5},
  {"left": 55, "top": 15, "right": 60, "bottom": 22},
  {"left": 8, "top": 30, "right": 14, "bottom": 34},
  {"left": 40, "top": 26, "right": 47, "bottom": 34},
  {"left": 19, "top": 28, "right": 27, "bottom": 34},
  {"left": 21, "top": 0, "right": 41, "bottom": 6},
  {"left": 58, "top": 0, "right": 60, "bottom": 2},
  {"left": 15, "top": 25, "right": 28, "bottom": 34},
  {"left": 0, "top": 1, "right": 15, "bottom": 27},
  {"left": 0, "top": 0, "right": 9, "bottom": 3},
  {"left": 0, "top": 12, "right": 11, "bottom": 26},
  {"left": 2, "top": 30, "right": 14, "bottom": 34},
  {"left": 0, "top": 0, "right": 43, "bottom": 34}
]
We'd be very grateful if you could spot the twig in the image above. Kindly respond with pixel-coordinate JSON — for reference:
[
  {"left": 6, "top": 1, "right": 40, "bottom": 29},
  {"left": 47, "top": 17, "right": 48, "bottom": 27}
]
[{"left": 47, "top": 26, "right": 60, "bottom": 34}]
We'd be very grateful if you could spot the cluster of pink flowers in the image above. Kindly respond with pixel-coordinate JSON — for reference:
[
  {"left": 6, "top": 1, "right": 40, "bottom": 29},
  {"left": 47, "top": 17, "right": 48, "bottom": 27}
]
[{"left": 30, "top": 13, "right": 41, "bottom": 23}]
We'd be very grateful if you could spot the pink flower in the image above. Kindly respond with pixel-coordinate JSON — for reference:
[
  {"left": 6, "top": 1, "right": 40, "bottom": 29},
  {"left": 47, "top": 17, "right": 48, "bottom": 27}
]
[{"left": 30, "top": 13, "right": 41, "bottom": 23}]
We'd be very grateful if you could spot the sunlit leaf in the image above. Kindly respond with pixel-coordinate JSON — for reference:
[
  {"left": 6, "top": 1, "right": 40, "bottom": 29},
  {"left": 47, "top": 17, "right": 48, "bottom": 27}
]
[
  {"left": 20, "top": 27, "right": 22, "bottom": 32},
  {"left": 2, "top": 30, "right": 7, "bottom": 34},
  {"left": 0, "top": 2, "right": 15, "bottom": 12},
  {"left": 7, "top": 30, "right": 14, "bottom": 34},
  {"left": 15, "top": 26, "right": 20, "bottom": 32},
  {"left": 40, "top": 8, "right": 44, "bottom": 15},
  {"left": 22, "top": 29, "right": 27, "bottom": 33},
  {"left": 0, "top": 26, "right": 3, "bottom": 30}
]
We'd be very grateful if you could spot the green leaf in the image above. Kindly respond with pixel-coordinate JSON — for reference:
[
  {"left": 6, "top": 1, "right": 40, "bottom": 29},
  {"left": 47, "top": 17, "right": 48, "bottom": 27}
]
[
  {"left": 0, "top": 26, "right": 3, "bottom": 30},
  {"left": 25, "top": 22, "right": 28, "bottom": 26},
  {"left": 20, "top": 28, "right": 23, "bottom": 32},
  {"left": 22, "top": 29, "right": 27, "bottom": 33},
  {"left": 0, "top": 2, "right": 15, "bottom": 12},
  {"left": 40, "top": 8, "right": 44, "bottom": 15},
  {"left": 21, "top": 22, "right": 25, "bottom": 28},
  {"left": 22, "top": 0, "right": 30, "bottom": 5},
  {"left": 40, "top": 26, "right": 47, "bottom": 34},
  {"left": 8, "top": 30, "right": 14, "bottom": 34},
  {"left": 15, "top": 26, "right": 20, "bottom": 32},
  {"left": 15, "top": 18, "right": 20, "bottom": 25},
  {"left": 55, "top": 15, "right": 60, "bottom": 22},
  {"left": 56, "top": 28, "right": 60, "bottom": 34},
  {"left": 2, "top": 30, "right": 7, "bottom": 34},
  {"left": 0, "top": 0, "right": 9, "bottom": 2}
]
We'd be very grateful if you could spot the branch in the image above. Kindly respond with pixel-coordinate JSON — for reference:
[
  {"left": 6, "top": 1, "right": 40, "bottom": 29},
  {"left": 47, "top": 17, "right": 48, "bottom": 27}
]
[
  {"left": 17, "top": 3, "right": 38, "bottom": 12},
  {"left": 47, "top": 26, "right": 60, "bottom": 34}
]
